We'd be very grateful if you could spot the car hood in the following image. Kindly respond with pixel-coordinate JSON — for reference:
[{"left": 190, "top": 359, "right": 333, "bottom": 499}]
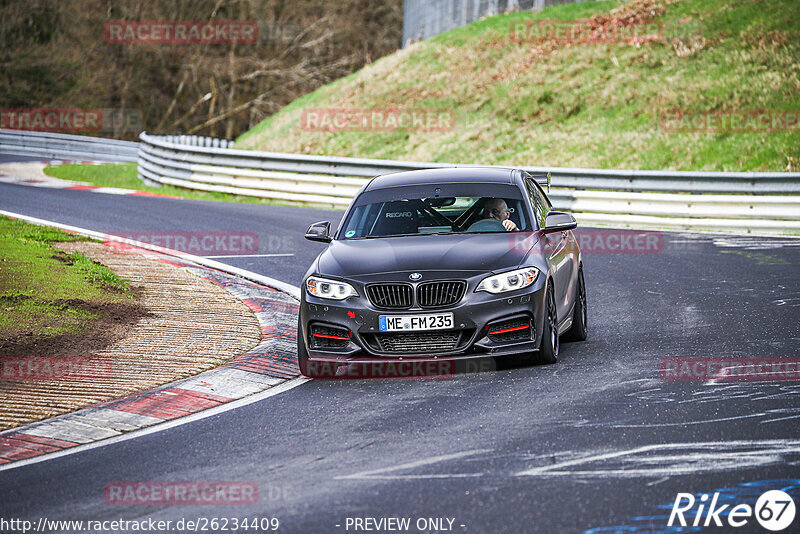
[{"left": 316, "top": 232, "right": 539, "bottom": 278}]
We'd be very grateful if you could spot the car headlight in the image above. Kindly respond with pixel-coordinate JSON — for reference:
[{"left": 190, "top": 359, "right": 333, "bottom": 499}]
[
  {"left": 306, "top": 276, "right": 358, "bottom": 300},
  {"left": 476, "top": 267, "right": 539, "bottom": 294}
]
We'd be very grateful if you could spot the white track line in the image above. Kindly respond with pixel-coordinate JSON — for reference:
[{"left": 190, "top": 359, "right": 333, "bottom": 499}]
[
  {"left": 336, "top": 449, "right": 492, "bottom": 480},
  {"left": 202, "top": 253, "right": 295, "bottom": 259}
]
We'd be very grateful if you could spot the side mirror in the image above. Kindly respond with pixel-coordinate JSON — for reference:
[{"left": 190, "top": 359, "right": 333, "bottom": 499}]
[
  {"left": 305, "top": 221, "right": 332, "bottom": 243},
  {"left": 543, "top": 211, "right": 577, "bottom": 233}
]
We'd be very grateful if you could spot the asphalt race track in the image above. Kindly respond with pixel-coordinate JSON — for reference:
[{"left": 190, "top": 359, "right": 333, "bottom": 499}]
[
  {"left": 0, "top": 181, "right": 341, "bottom": 286},
  {"left": 2, "top": 173, "right": 800, "bottom": 533}
]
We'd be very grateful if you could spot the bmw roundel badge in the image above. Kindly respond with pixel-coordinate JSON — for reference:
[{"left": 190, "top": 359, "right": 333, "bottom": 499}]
[{"left": 409, "top": 273, "right": 422, "bottom": 281}]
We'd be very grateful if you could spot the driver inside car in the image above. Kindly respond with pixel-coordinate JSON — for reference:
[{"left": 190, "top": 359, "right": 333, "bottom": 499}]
[{"left": 467, "top": 198, "right": 518, "bottom": 232}]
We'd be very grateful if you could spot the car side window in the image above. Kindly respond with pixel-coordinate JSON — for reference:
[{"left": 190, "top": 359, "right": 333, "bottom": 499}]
[
  {"left": 533, "top": 180, "right": 553, "bottom": 211},
  {"left": 524, "top": 176, "right": 547, "bottom": 229}
]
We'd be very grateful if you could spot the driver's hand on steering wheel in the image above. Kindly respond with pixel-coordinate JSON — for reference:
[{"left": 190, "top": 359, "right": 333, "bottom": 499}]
[{"left": 502, "top": 219, "right": 518, "bottom": 231}]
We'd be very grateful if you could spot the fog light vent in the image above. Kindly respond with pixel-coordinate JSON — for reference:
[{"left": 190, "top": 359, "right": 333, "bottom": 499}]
[
  {"left": 310, "top": 324, "right": 350, "bottom": 349},
  {"left": 487, "top": 317, "right": 532, "bottom": 343}
]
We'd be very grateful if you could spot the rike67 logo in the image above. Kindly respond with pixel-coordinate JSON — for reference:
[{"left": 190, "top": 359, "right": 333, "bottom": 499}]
[{"left": 669, "top": 490, "right": 796, "bottom": 531}]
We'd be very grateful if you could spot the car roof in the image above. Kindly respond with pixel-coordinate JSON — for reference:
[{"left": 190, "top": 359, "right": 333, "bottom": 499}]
[{"left": 365, "top": 167, "right": 517, "bottom": 191}]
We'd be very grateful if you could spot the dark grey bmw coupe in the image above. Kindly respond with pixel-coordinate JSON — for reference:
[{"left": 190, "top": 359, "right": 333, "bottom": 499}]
[{"left": 298, "top": 167, "right": 587, "bottom": 378}]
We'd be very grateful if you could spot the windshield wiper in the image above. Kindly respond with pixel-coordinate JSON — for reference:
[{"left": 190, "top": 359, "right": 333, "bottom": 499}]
[
  {"left": 359, "top": 233, "right": 421, "bottom": 239},
  {"left": 356, "top": 232, "right": 471, "bottom": 240}
]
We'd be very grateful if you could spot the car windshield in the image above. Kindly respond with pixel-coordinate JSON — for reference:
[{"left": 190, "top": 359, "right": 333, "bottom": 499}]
[{"left": 340, "top": 184, "right": 531, "bottom": 239}]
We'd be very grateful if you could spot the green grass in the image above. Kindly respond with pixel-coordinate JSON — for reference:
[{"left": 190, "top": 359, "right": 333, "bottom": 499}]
[
  {"left": 70, "top": 252, "right": 131, "bottom": 293},
  {"left": 43, "top": 163, "right": 338, "bottom": 208},
  {"left": 0, "top": 216, "right": 134, "bottom": 346},
  {"left": 235, "top": 0, "right": 800, "bottom": 172}
]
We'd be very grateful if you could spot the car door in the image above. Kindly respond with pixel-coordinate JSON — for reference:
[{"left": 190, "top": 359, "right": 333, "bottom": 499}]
[{"left": 524, "top": 175, "right": 575, "bottom": 323}]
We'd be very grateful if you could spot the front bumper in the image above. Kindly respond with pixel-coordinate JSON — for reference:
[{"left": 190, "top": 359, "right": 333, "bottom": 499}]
[{"left": 300, "top": 275, "right": 547, "bottom": 364}]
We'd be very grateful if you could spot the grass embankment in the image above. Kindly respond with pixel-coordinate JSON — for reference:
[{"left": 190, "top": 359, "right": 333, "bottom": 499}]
[
  {"left": 42, "top": 163, "right": 274, "bottom": 204},
  {"left": 0, "top": 216, "right": 138, "bottom": 353},
  {"left": 235, "top": 0, "right": 800, "bottom": 172},
  {"left": 42, "top": 163, "right": 322, "bottom": 206}
]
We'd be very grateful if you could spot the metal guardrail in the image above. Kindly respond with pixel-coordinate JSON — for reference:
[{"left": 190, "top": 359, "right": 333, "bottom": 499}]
[
  {"left": 0, "top": 129, "right": 138, "bottom": 163},
  {"left": 1, "top": 129, "right": 798, "bottom": 235},
  {"left": 137, "top": 132, "right": 800, "bottom": 235},
  {"left": 138, "top": 132, "right": 800, "bottom": 194},
  {"left": 158, "top": 135, "right": 234, "bottom": 149}
]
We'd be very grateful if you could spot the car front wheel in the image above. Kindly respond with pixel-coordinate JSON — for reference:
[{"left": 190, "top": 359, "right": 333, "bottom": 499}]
[
  {"left": 297, "top": 321, "right": 312, "bottom": 377},
  {"left": 534, "top": 283, "right": 559, "bottom": 364},
  {"left": 563, "top": 265, "right": 587, "bottom": 342}
]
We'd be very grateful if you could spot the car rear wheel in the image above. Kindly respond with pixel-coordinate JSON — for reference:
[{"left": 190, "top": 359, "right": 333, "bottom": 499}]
[
  {"left": 531, "top": 283, "right": 559, "bottom": 365},
  {"left": 563, "top": 265, "right": 587, "bottom": 342}
]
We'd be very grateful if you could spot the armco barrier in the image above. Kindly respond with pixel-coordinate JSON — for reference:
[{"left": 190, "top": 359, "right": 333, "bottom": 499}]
[
  {"left": 137, "top": 132, "right": 800, "bottom": 235},
  {"left": 1, "top": 129, "right": 799, "bottom": 235},
  {"left": 0, "top": 129, "right": 138, "bottom": 163}
]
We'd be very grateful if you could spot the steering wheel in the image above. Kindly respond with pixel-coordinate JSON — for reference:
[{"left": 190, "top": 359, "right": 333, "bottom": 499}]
[
  {"left": 481, "top": 218, "right": 506, "bottom": 231},
  {"left": 466, "top": 217, "right": 506, "bottom": 233}
]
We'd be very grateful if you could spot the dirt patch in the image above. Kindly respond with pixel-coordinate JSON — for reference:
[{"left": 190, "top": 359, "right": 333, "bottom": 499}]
[
  {"left": 51, "top": 251, "right": 75, "bottom": 265},
  {"left": 0, "top": 298, "right": 149, "bottom": 358}
]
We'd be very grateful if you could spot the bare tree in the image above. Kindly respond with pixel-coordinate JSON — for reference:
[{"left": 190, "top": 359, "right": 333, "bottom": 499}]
[{"left": 0, "top": 0, "right": 403, "bottom": 139}]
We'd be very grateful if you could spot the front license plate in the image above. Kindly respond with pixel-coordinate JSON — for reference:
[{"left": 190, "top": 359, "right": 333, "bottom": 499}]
[{"left": 379, "top": 313, "right": 454, "bottom": 332}]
